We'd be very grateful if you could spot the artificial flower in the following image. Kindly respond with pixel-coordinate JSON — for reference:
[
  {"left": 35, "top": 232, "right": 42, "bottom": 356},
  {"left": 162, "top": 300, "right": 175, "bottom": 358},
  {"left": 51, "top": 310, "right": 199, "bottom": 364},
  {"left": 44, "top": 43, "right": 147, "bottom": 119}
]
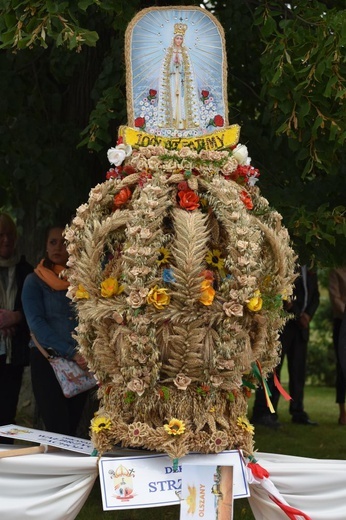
[
  {"left": 91, "top": 415, "right": 112, "bottom": 433},
  {"left": 178, "top": 189, "right": 200, "bottom": 211},
  {"left": 208, "top": 114, "right": 224, "bottom": 127},
  {"left": 116, "top": 143, "right": 132, "bottom": 157},
  {"left": 100, "top": 277, "right": 123, "bottom": 298},
  {"left": 199, "top": 279, "right": 215, "bottom": 306},
  {"left": 223, "top": 301, "right": 243, "bottom": 317},
  {"left": 134, "top": 116, "right": 146, "bottom": 130},
  {"left": 237, "top": 416, "right": 255, "bottom": 434},
  {"left": 201, "top": 269, "right": 215, "bottom": 282},
  {"left": 162, "top": 268, "right": 176, "bottom": 283},
  {"left": 240, "top": 190, "right": 254, "bottom": 210},
  {"left": 107, "top": 147, "right": 126, "bottom": 166},
  {"left": 232, "top": 143, "right": 249, "bottom": 165},
  {"left": 247, "top": 290, "right": 263, "bottom": 312},
  {"left": 147, "top": 285, "right": 170, "bottom": 310},
  {"left": 148, "top": 89, "right": 157, "bottom": 100},
  {"left": 127, "top": 378, "right": 147, "bottom": 396},
  {"left": 205, "top": 249, "right": 225, "bottom": 270},
  {"left": 174, "top": 373, "right": 192, "bottom": 390},
  {"left": 113, "top": 187, "right": 132, "bottom": 209},
  {"left": 157, "top": 247, "right": 171, "bottom": 265},
  {"left": 75, "top": 284, "right": 89, "bottom": 299},
  {"left": 128, "top": 422, "right": 148, "bottom": 444},
  {"left": 106, "top": 167, "right": 122, "bottom": 180},
  {"left": 164, "top": 418, "right": 186, "bottom": 436},
  {"left": 126, "top": 289, "right": 148, "bottom": 309},
  {"left": 207, "top": 431, "right": 228, "bottom": 453}
]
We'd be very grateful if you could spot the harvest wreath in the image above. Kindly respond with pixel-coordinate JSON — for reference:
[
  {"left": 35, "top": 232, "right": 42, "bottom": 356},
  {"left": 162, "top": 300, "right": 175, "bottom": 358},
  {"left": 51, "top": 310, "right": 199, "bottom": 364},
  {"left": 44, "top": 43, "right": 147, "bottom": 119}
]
[{"left": 64, "top": 138, "right": 296, "bottom": 459}]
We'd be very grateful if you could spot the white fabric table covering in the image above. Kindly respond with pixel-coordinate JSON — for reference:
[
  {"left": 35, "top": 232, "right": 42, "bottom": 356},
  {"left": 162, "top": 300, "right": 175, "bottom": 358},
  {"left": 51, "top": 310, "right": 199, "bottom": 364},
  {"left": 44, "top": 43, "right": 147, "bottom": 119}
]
[
  {"left": 0, "top": 446, "right": 98, "bottom": 520},
  {"left": 1, "top": 447, "right": 346, "bottom": 519},
  {"left": 250, "top": 452, "right": 346, "bottom": 519}
]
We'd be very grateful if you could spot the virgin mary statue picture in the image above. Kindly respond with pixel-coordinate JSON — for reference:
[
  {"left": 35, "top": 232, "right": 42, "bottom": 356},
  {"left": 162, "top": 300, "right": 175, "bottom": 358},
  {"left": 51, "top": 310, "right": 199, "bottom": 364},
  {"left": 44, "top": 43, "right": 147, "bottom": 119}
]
[{"left": 125, "top": 6, "right": 228, "bottom": 138}]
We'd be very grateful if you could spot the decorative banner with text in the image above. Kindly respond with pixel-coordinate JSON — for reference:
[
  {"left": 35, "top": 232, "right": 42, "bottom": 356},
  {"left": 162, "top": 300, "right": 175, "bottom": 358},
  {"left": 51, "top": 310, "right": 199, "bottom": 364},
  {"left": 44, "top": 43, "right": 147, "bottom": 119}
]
[
  {"left": 98, "top": 450, "right": 248, "bottom": 511},
  {"left": 119, "top": 125, "right": 240, "bottom": 152},
  {"left": 0, "top": 424, "right": 94, "bottom": 455}
]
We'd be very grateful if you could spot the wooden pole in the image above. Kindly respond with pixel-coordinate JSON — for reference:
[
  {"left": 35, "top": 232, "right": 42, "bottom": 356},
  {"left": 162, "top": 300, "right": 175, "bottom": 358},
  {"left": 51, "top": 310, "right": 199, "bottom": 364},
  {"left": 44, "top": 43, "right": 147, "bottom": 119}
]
[{"left": 0, "top": 445, "right": 59, "bottom": 458}]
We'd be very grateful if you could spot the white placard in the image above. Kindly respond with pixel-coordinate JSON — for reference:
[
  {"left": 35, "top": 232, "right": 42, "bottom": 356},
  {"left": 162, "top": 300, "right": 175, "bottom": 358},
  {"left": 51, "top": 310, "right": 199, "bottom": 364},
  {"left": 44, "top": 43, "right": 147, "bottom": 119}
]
[
  {"left": 180, "top": 464, "right": 234, "bottom": 520},
  {"left": 0, "top": 424, "right": 94, "bottom": 455},
  {"left": 99, "top": 450, "right": 248, "bottom": 511}
]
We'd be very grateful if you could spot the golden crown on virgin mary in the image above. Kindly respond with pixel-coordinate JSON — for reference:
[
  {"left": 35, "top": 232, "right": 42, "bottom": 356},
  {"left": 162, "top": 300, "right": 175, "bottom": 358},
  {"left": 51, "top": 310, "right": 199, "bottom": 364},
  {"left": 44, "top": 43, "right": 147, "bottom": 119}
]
[
  {"left": 174, "top": 22, "right": 188, "bottom": 35},
  {"left": 65, "top": 5, "right": 296, "bottom": 462}
]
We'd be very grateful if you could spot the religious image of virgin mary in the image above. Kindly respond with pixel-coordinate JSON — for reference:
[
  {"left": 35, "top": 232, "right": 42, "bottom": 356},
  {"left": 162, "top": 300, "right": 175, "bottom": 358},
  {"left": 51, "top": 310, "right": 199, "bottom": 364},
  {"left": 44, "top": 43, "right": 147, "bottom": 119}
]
[{"left": 157, "top": 23, "right": 200, "bottom": 131}]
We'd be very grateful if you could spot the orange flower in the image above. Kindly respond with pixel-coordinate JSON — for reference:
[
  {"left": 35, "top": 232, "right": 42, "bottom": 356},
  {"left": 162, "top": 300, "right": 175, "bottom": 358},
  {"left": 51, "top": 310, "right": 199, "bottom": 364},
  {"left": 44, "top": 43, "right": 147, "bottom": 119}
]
[
  {"left": 113, "top": 187, "right": 132, "bottom": 209},
  {"left": 199, "top": 279, "right": 215, "bottom": 306},
  {"left": 178, "top": 190, "right": 200, "bottom": 211},
  {"left": 240, "top": 190, "right": 253, "bottom": 210}
]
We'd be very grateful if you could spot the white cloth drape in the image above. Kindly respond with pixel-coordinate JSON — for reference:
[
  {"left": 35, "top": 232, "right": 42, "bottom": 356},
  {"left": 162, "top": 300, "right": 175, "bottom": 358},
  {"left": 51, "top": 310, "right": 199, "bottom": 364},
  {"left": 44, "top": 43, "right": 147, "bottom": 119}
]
[
  {"left": 0, "top": 446, "right": 98, "bottom": 520},
  {"left": 1, "top": 448, "right": 346, "bottom": 520},
  {"left": 250, "top": 452, "right": 346, "bottom": 520}
]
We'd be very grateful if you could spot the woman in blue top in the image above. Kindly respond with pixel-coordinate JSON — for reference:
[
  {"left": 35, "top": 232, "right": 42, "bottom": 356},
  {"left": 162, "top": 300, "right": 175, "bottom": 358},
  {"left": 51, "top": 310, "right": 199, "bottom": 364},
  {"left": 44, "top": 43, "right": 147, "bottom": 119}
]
[{"left": 22, "top": 226, "right": 89, "bottom": 436}]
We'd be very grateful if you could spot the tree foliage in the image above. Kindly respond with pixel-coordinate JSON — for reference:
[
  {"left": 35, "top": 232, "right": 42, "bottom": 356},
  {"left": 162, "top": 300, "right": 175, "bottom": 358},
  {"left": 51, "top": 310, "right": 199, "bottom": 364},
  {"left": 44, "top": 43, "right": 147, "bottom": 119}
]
[{"left": 0, "top": 0, "right": 345, "bottom": 265}]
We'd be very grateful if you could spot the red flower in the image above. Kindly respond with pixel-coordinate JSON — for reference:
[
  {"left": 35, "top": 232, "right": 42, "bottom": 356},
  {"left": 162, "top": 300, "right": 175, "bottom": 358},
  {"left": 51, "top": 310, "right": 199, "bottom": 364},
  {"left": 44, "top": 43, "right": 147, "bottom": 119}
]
[
  {"left": 106, "top": 166, "right": 123, "bottom": 180},
  {"left": 240, "top": 190, "right": 253, "bottom": 210},
  {"left": 207, "top": 114, "right": 224, "bottom": 128},
  {"left": 149, "top": 89, "right": 157, "bottom": 98},
  {"left": 134, "top": 117, "right": 145, "bottom": 129},
  {"left": 247, "top": 462, "right": 270, "bottom": 480},
  {"left": 138, "top": 170, "right": 153, "bottom": 187},
  {"left": 117, "top": 136, "right": 123, "bottom": 145},
  {"left": 214, "top": 115, "right": 224, "bottom": 127},
  {"left": 178, "top": 190, "right": 200, "bottom": 211},
  {"left": 201, "top": 90, "right": 209, "bottom": 99},
  {"left": 113, "top": 187, "right": 132, "bottom": 210}
]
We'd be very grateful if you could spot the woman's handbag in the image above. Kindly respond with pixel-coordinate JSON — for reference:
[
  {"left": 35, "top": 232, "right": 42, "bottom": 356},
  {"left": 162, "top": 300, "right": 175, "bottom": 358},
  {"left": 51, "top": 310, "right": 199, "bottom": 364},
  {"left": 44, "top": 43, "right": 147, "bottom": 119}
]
[{"left": 31, "top": 334, "right": 97, "bottom": 398}]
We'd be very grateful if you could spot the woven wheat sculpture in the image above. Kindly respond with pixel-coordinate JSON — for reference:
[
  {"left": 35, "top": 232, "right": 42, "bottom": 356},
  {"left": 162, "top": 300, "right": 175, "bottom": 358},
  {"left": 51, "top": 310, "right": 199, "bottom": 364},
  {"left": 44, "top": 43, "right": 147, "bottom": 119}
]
[{"left": 65, "top": 142, "right": 296, "bottom": 459}]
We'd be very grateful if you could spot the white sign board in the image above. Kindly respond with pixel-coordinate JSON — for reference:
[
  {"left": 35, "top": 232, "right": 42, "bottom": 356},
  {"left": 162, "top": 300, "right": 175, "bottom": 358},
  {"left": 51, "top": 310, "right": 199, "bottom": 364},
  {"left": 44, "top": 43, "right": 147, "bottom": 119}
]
[
  {"left": 99, "top": 450, "right": 248, "bottom": 511},
  {"left": 0, "top": 424, "right": 94, "bottom": 455}
]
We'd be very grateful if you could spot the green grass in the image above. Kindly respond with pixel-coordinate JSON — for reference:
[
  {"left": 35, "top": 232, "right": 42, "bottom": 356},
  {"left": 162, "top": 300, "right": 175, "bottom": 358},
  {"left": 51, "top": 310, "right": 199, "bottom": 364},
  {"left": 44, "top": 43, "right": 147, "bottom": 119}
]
[{"left": 76, "top": 383, "right": 344, "bottom": 519}]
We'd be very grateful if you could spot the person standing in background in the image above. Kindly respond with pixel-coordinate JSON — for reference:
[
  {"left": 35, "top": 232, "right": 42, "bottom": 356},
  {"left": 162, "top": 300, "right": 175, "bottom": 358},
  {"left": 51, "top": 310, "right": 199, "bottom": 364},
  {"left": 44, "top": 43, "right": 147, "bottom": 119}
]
[
  {"left": 21, "top": 225, "right": 90, "bottom": 436},
  {"left": 328, "top": 267, "right": 346, "bottom": 425},
  {"left": 0, "top": 213, "right": 33, "bottom": 443},
  {"left": 252, "top": 265, "right": 320, "bottom": 427}
]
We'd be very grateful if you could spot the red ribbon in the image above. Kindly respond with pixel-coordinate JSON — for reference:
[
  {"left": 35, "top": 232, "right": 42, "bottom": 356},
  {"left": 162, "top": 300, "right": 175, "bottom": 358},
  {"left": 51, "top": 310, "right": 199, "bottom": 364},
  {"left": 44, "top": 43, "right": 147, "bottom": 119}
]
[
  {"left": 273, "top": 370, "right": 292, "bottom": 401},
  {"left": 270, "top": 494, "right": 312, "bottom": 520}
]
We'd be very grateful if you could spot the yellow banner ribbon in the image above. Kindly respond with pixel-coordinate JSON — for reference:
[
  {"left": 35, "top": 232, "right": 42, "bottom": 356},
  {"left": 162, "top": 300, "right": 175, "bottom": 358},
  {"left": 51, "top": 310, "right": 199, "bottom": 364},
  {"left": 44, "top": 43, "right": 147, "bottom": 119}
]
[{"left": 119, "top": 124, "right": 240, "bottom": 152}]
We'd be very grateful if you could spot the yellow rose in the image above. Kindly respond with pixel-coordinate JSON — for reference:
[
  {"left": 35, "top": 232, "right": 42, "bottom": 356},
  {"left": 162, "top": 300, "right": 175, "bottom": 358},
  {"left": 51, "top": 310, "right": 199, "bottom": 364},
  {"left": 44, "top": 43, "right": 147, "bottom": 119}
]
[
  {"left": 199, "top": 279, "right": 215, "bottom": 306},
  {"left": 75, "top": 284, "right": 89, "bottom": 299},
  {"left": 147, "top": 285, "right": 170, "bottom": 310},
  {"left": 100, "top": 277, "right": 123, "bottom": 298},
  {"left": 247, "top": 290, "right": 263, "bottom": 312}
]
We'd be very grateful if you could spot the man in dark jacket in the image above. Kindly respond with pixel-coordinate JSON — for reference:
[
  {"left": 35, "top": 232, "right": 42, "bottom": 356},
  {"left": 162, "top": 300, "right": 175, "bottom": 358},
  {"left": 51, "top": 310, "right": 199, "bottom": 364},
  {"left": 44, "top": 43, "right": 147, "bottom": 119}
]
[{"left": 252, "top": 265, "right": 320, "bottom": 427}]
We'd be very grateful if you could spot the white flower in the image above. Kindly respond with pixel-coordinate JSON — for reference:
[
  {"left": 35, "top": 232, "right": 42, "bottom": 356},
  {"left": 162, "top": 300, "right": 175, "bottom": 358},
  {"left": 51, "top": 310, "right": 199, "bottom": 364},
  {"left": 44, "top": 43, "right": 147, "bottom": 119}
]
[
  {"left": 107, "top": 147, "right": 126, "bottom": 166},
  {"left": 232, "top": 144, "right": 249, "bottom": 165},
  {"left": 116, "top": 143, "right": 132, "bottom": 157}
]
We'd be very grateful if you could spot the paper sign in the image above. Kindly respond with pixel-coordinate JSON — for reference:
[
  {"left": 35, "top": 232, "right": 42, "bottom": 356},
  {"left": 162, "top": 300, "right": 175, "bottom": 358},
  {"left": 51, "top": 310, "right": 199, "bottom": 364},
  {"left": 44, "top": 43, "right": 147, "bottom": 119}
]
[
  {"left": 0, "top": 424, "right": 94, "bottom": 455},
  {"left": 180, "top": 464, "right": 233, "bottom": 520},
  {"left": 99, "top": 450, "right": 248, "bottom": 511}
]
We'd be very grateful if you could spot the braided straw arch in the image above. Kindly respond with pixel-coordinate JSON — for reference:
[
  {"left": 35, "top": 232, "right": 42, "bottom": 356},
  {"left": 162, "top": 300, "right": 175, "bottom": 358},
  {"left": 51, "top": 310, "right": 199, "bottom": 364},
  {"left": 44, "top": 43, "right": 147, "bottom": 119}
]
[{"left": 65, "top": 145, "right": 297, "bottom": 459}]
